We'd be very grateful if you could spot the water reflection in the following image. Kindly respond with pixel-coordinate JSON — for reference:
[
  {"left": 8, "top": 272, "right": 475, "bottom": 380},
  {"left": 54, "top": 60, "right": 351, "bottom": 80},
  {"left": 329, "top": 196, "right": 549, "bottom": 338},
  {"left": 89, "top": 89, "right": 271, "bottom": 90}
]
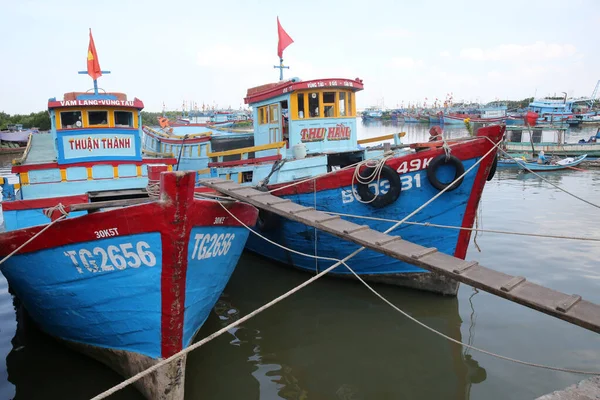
[{"left": 187, "top": 253, "right": 486, "bottom": 399}]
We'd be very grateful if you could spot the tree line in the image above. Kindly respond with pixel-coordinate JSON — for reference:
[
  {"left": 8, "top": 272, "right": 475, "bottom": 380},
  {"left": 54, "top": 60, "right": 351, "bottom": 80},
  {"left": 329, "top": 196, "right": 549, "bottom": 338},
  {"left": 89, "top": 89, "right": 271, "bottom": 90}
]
[{"left": 0, "top": 110, "right": 186, "bottom": 131}]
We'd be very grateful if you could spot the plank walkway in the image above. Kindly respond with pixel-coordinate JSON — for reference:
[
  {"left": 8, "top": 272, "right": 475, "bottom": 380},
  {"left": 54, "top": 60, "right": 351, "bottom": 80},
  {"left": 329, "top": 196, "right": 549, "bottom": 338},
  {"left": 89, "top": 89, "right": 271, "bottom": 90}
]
[{"left": 199, "top": 178, "right": 600, "bottom": 334}]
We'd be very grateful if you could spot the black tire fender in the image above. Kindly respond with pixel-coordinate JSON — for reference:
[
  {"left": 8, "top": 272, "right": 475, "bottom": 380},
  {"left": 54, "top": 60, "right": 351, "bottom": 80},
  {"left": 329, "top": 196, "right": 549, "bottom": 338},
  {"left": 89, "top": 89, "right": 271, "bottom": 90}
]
[
  {"left": 355, "top": 165, "right": 401, "bottom": 208},
  {"left": 255, "top": 186, "right": 281, "bottom": 231},
  {"left": 487, "top": 154, "right": 498, "bottom": 181},
  {"left": 426, "top": 154, "right": 465, "bottom": 191}
]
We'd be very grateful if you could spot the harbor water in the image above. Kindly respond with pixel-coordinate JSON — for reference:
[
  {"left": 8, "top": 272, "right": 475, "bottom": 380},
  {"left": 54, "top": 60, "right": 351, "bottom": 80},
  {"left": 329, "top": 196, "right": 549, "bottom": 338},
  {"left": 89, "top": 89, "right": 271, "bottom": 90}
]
[{"left": 1, "top": 122, "right": 599, "bottom": 399}]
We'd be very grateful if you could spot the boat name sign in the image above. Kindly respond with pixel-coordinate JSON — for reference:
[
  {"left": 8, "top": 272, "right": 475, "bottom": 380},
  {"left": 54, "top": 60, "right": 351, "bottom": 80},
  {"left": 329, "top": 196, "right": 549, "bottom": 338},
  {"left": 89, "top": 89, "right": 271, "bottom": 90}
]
[
  {"left": 282, "top": 79, "right": 356, "bottom": 94},
  {"left": 301, "top": 124, "right": 351, "bottom": 142},
  {"left": 69, "top": 136, "right": 132, "bottom": 151}
]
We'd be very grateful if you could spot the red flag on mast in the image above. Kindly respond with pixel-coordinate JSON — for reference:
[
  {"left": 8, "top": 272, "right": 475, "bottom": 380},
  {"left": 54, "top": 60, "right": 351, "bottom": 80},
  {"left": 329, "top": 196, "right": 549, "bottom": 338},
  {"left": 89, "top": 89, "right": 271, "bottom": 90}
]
[
  {"left": 87, "top": 29, "right": 102, "bottom": 80},
  {"left": 277, "top": 17, "right": 294, "bottom": 59}
]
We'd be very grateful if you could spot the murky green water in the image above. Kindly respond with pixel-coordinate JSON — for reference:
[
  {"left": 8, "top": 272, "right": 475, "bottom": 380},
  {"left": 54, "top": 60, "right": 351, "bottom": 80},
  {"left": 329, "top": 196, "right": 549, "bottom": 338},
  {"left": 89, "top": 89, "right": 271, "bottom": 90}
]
[{"left": 1, "top": 122, "right": 599, "bottom": 399}]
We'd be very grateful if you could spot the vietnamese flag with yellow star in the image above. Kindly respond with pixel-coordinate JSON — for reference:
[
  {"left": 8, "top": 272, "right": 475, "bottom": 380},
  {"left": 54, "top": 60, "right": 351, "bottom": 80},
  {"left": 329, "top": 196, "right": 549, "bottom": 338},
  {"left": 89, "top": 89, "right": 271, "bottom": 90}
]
[{"left": 87, "top": 29, "right": 102, "bottom": 80}]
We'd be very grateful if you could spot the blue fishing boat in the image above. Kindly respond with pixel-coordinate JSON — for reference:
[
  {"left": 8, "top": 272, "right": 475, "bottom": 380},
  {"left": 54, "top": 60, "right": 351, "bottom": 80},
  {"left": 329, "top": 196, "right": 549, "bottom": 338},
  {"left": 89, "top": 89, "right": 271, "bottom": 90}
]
[
  {"left": 0, "top": 31, "right": 258, "bottom": 400},
  {"left": 503, "top": 125, "right": 600, "bottom": 157},
  {"left": 171, "top": 23, "right": 504, "bottom": 295},
  {"left": 498, "top": 154, "right": 587, "bottom": 171}
]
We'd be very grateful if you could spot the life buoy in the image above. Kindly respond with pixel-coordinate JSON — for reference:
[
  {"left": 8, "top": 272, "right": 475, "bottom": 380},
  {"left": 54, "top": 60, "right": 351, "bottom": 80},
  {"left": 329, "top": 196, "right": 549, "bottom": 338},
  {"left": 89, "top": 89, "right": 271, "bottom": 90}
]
[
  {"left": 254, "top": 186, "right": 281, "bottom": 231},
  {"left": 355, "top": 165, "right": 401, "bottom": 208},
  {"left": 427, "top": 154, "right": 465, "bottom": 191},
  {"left": 487, "top": 155, "right": 498, "bottom": 181}
]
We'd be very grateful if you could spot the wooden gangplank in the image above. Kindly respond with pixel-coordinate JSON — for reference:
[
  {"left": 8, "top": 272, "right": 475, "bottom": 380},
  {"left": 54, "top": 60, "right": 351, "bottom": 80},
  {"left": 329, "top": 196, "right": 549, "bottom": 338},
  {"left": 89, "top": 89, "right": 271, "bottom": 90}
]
[{"left": 199, "top": 178, "right": 600, "bottom": 334}]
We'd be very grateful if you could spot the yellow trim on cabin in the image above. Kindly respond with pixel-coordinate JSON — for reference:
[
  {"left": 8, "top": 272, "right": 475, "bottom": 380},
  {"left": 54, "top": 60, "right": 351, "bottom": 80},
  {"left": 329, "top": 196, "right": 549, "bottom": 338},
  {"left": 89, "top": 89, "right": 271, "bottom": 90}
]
[
  {"left": 197, "top": 168, "right": 211, "bottom": 175},
  {"left": 56, "top": 107, "right": 139, "bottom": 129},
  {"left": 20, "top": 172, "right": 29, "bottom": 185},
  {"left": 13, "top": 183, "right": 20, "bottom": 190},
  {"left": 237, "top": 173, "right": 242, "bottom": 183},
  {"left": 207, "top": 141, "right": 286, "bottom": 158},
  {"left": 113, "top": 166, "right": 119, "bottom": 178},
  {"left": 59, "top": 169, "right": 67, "bottom": 182},
  {"left": 86, "top": 167, "right": 93, "bottom": 180},
  {"left": 167, "top": 165, "right": 173, "bottom": 172},
  {"left": 0, "top": 177, "right": 4, "bottom": 185},
  {"left": 226, "top": 173, "right": 231, "bottom": 180},
  {"left": 290, "top": 88, "right": 356, "bottom": 120},
  {"left": 136, "top": 165, "right": 142, "bottom": 177},
  {"left": 357, "top": 132, "right": 406, "bottom": 145}
]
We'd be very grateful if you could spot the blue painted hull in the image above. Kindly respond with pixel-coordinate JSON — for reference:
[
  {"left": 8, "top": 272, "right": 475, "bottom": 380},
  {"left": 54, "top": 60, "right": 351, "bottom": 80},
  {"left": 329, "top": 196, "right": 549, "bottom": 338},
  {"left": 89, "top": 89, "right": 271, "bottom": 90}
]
[
  {"left": 0, "top": 170, "right": 259, "bottom": 399},
  {"left": 246, "top": 157, "right": 483, "bottom": 294},
  {"left": 2, "top": 225, "right": 249, "bottom": 358}
]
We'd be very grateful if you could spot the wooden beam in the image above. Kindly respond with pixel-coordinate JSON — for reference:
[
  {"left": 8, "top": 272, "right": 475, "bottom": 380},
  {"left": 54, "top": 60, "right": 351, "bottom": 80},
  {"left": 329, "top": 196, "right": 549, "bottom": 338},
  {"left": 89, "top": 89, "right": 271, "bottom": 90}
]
[
  {"left": 69, "top": 198, "right": 150, "bottom": 212},
  {"left": 199, "top": 178, "right": 600, "bottom": 334},
  {"left": 207, "top": 141, "right": 286, "bottom": 158}
]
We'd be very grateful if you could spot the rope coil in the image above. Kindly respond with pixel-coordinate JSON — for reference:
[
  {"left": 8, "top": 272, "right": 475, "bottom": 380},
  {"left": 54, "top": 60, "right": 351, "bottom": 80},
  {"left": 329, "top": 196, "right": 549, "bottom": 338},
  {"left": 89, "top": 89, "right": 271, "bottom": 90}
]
[
  {"left": 146, "top": 180, "right": 161, "bottom": 200},
  {"left": 351, "top": 152, "right": 395, "bottom": 204}
]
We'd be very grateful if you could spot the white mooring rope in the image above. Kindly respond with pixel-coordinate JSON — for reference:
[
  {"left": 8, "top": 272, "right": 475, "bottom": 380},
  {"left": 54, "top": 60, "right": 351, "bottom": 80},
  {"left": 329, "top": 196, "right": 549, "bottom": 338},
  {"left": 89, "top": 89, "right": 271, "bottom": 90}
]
[
  {"left": 92, "top": 136, "right": 599, "bottom": 399},
  {"left": 0, "top": 203, "right": 69, "bottom": 266}
]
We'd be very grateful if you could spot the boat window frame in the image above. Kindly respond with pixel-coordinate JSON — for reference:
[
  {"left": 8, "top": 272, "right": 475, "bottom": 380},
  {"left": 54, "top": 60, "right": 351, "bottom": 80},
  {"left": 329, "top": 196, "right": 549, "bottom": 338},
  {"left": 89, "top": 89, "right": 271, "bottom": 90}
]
[
  {"left": 291, "top": 89, "right": 355, "bottom": 120},
  {"left": 87, "top": 110, "right": 110, "bottom": 127},
  {"left": 114, "top": 110, "right": 134, "bottom": 128},
  {"left": 59, "top": 110, "right": 83, "bottom": 129}
]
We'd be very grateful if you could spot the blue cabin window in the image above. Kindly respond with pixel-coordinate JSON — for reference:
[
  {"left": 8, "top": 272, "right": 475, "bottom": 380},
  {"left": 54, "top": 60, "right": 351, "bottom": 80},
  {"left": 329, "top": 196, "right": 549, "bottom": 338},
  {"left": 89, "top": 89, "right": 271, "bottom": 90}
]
[
  {"left": 60, "top": 111, "right": 82, "bottom": 129},
  {"left": 115, "top": 111, "right": 133, "bottom": 127},
  {"left": 88, "top": 111, "right": 108, "bottom": 126}
]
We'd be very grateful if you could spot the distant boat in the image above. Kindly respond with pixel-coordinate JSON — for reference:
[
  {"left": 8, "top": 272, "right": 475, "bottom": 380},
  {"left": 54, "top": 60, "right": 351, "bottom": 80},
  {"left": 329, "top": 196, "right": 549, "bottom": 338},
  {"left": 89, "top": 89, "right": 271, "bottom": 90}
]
[
  {"left": 498, "top": 154, "right": 587, "bottom": 171},
  {"left": 503, "top": 125, "right": 600, "bottom": 157}
]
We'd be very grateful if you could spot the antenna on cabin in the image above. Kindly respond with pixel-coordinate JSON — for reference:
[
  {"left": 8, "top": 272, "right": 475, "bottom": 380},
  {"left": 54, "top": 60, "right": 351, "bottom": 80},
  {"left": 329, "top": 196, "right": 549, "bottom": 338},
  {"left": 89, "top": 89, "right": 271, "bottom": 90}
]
[
  {"left": 274, "top": 59, "right": 290, "bottom": 81},
  {"left": 78, "top": 29, "right": 110, "bottom": 95}
]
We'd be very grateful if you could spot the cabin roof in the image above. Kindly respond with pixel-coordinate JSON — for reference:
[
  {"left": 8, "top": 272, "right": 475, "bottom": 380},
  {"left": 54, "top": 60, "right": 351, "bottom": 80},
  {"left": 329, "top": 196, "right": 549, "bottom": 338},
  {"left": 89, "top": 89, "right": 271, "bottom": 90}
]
[
  {"left": 244, "top": 77, "right": 364, "bottom": 105},
  {"left": 47, "top": 92, "right": 144, "bottom": 110}
]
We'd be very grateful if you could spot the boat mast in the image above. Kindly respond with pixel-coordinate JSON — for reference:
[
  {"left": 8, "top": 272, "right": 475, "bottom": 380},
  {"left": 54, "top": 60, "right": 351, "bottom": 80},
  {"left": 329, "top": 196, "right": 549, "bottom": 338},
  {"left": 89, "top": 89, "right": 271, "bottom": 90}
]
[{"left": 274, "top": 58, "right": 289, "bottom": 81}]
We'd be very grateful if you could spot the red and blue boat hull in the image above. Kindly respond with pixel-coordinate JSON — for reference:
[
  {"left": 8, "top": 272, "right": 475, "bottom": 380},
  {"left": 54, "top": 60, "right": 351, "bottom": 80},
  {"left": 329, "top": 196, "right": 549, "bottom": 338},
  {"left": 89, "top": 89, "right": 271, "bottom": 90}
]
[
  {"left": 245, "top": 126, "right": 504, "bottom": 295},
  {"left": 0, "top": 171, "right": 258, "bottom": 399}
]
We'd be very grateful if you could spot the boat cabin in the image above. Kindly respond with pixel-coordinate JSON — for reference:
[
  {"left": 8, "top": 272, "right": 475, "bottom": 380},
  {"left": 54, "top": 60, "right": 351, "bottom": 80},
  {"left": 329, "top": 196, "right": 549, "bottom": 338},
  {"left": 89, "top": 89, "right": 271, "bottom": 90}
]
[
  {"left": 1, "top": 91, "right": 176, "bottom": 230},
  {"left": 245, "top": 77, "right": 363, "bottom": 159}
]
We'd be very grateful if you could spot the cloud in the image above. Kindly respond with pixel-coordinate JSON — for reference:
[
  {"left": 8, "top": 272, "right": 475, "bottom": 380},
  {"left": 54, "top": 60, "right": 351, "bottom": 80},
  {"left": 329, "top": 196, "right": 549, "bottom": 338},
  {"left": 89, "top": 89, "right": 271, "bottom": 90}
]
[
  {"left": 439, "top": 50, "right": 451, "bottom": 58},
  {"left": 460, "top": 41, "right": 577, "bottom": 61},
  {"left": 387, "top": 57, "right": 424, "bottom": 69},
  {"left": 374, "top": 28, "right": 413, "bottom": 39}
]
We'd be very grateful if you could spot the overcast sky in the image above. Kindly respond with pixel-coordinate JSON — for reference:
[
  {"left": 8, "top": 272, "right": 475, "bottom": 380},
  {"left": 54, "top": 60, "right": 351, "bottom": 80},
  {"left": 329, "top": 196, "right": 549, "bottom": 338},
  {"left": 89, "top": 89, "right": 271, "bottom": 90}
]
[{"left": 1, "top": 0, "right": 598, "bottom": 113}]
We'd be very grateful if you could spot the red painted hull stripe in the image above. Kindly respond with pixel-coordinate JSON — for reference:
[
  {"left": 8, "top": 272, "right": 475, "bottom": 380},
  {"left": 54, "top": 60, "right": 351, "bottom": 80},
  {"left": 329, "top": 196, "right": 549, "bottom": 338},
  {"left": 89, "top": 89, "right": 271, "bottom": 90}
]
[{"left": 1, "top": 194, "right": 89, "bottom": 211}]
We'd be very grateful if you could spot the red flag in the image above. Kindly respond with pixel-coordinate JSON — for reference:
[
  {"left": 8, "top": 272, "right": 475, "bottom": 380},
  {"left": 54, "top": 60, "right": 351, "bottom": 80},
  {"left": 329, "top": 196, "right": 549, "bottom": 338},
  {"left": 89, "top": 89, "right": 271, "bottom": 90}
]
[
  {"left": 277, "top": 17, "right": 294, "bottom": 59},
  {"left": 87, "top": 29, "right": 102, "bottom": 80}
]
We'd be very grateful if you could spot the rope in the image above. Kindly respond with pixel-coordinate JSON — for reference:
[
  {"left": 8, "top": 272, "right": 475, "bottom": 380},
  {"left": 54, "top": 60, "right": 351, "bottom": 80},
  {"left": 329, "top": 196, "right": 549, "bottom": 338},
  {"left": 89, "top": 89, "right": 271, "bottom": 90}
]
[
  {"left": 146, "top": 180, "right": 161, "bottom": 200},
  {"left": 342, "top": 262, "right": 600, "bottom": 375},
  {"left": 490, "top": 138, "right": 600, "bottom": 210},
  {"left": 92, "top": 134, "right": 505, "bottom": 400},
  {"left": 266, "top": 137, "right": 477, "bottom": 196},
  {"left": 0, "top": 203, "right": 69, "bottom": 266},
  {"left": 351, "top": 151, "right": 395, "bottom": 204},
  {"left": 325, "top": 212, "right": 600, "bottom": 242}
]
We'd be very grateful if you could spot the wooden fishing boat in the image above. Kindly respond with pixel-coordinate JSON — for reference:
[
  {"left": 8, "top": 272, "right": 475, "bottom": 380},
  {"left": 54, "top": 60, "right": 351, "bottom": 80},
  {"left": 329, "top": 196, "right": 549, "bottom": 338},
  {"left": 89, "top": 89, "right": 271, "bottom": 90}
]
[
  {"left": 175, "top": 23, "right": 505, "bottom": 296},
  {"left": 499, "top": 154, "right": 587, "bottom": 171},
  {"left": 0, "top": 31, "right": 258, "bottom": 400},
  {"left": 503, "top": 125, "right": 600, "bottom": 157}
]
